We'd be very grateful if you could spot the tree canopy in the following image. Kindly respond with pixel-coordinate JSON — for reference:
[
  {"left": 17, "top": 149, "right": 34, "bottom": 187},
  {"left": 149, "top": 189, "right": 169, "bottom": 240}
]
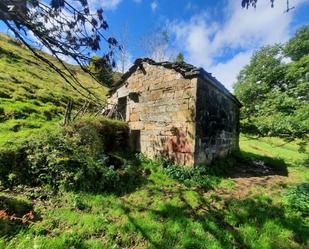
[
  {"left": 285, "top": 26, "right": 309, "bottom": 61},
  {"left": 234, "top": 26, "right": 309, "bottom": 141},
  {"left": 88, "top": 56, "right": 114, "bottom": 87},
  {"left": 241, "top": 0, "right": 275, "bottom": 8}
]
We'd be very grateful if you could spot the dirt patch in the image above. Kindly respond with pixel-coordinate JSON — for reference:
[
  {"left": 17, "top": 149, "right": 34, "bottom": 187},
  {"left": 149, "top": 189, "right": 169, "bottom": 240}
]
[{"left": 216, "top": 161, "right": 288, "bottom": 199}]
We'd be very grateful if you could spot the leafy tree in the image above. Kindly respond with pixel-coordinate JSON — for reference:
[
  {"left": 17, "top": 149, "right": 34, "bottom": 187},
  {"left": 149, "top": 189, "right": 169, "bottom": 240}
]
[
  {"left": 234, "top": 26, "right": 309, "bottom": 141},
  {"left": 0, "top": 0, "right": 118, "bottom": 99},
  {"left": 88, "top": 56, "right": 114, "bottom": 87},
  {"left": 285, "top": 26, "right": 309, "bottom": 61},
  {"left": 234, "top": 44, "right": 286, "bottom": 116}
]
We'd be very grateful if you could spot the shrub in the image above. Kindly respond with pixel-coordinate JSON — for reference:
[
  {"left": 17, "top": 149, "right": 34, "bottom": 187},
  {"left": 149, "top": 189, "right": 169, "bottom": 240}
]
[
  {"left": 165, "top": 164, "right": 223, "bottom": 190},
  {"left": 286, "top": 183, "right": 309, "bottom": 216},
  {"left": 161, "top": 155, "right": 237, "bottom": 190},
  {"left": 68, "top": 116, "right": 129, "bottom": 153},
  {"left": 0, "top": 118, "right": 139, "bottom": 194}
]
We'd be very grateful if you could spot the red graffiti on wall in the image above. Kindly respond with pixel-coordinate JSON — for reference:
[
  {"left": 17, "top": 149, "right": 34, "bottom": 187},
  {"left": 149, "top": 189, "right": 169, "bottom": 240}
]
[{"left": 162, "top": 127, "right": 193, "bottom": 165}]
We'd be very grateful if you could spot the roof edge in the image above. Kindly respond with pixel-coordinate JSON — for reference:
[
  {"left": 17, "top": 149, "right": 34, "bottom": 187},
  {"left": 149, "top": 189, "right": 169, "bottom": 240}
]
[
  {"left": 198, "top": 68, "right": 242, "bottom": 107},
  {"left": 108, "top": 58, "right": 242, "bottom": 107},
  {"left": 108, "top": 58, "right": 199, "bottom": 95}
]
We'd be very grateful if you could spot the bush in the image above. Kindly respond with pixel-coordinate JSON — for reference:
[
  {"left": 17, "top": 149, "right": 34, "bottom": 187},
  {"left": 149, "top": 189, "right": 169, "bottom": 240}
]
[
  {"left": 68, "top": 116, "right": 129, "bottom": 153},
  {"left": 0, "top": 118, "right": 140, "bottom": 194},
  {"left": 286, "top": 183, "right": 309, "bottom": 216},
  {"left": 161, "top": 155, "right": 236, "bottom": 190},
  {"left": 164, "top": 165, "right": 222, "bottom": 190}
]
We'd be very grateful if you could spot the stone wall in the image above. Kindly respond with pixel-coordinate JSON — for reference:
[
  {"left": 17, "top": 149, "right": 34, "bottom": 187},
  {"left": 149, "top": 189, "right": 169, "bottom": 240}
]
[
  {"left": 109, "top": 63, "right": 197, "bottom": 165},
  {"left": 194, "top": 77, "right": 240, "bottom": 165}
]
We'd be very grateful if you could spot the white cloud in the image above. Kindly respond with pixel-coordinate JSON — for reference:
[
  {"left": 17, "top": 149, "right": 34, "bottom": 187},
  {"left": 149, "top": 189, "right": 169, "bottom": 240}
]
[
  {"left": 169, "top": 0, "right": 306, "bottom": 91},
  {"left": 88, "top": 0, "right": 122, "bottom": 10},
  {"left": 151, "top": 1, "right": 158, "bottom": 12},
  {"left": 208, "top": 51, "right": 253, "bottom": 90}
]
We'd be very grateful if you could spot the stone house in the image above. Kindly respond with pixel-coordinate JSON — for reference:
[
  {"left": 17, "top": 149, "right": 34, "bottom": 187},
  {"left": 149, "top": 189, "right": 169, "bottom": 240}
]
[{"left": 108, "top": 58, "right": 242, "bottom": 165}]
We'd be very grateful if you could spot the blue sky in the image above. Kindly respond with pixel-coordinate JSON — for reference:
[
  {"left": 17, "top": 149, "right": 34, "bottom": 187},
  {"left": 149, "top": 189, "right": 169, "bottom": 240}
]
[
  {"left": 1, "top": 0, "right": 309, "bottom": 91},
  {"left": 98, "top": 0, "right": 309, "bottom": 91}
]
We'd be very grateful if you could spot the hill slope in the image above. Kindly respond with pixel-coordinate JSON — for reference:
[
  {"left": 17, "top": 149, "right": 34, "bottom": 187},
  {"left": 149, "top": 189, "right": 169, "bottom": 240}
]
[{"left": 0, "top": 33, "right": 107, "bottom": 145}]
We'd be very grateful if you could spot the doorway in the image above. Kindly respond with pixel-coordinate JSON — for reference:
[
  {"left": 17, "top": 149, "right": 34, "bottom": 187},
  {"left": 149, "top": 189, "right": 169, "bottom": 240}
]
[
  {"left": 117, "top": 96, "right": 127, "bottom": 120},
  {"left": 130, "top": 130, "right": 141, "bottom": 152}
]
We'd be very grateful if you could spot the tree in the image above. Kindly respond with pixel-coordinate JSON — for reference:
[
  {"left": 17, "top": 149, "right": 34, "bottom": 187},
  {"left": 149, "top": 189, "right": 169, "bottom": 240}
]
[
  {"left": 234, "top": 27, "right": 309, "bottom": 140},
  {"left": 118, "top": 23, "right": 130, "bottom": 74},
  {"left": 0, "top": 0, "right": 119, "bottom": 99},
  {"left": 140, "top": 29, "right": 170, "bottom": 62},
  {"left": 234, "top": 45, "right": 285, "bottom": 113},
  {"left": 285, "top": 26, "right": 309, "bottom": 61},
  {"left": 88, "top": 56, "right": 114, "bottom": 87},
  {"left": 175, "top": 53, "right": 184, "bottom": 63}
]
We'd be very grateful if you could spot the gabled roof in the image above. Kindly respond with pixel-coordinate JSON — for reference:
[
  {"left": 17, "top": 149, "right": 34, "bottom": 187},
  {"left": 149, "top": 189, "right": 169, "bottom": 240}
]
[{"left": 109, "top": 58, "right": 242, "bottom": 107}]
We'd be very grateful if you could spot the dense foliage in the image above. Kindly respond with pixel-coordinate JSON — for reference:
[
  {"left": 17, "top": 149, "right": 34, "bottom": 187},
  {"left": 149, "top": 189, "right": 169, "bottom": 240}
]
[
  {"left": 234, "top": 26, "right": 309, "bottom": 141},
  {"left": 88, "top": 56, "right": 115, "bottom": 87},
  {"left": 286, "top": 183, "right": 309, "bottom": 216},
  {"left": 0, "top": 117, "right": 142, "bottom": 193},
  {"left": 163, "top": 157, "right": 236, "bottom": 190}
]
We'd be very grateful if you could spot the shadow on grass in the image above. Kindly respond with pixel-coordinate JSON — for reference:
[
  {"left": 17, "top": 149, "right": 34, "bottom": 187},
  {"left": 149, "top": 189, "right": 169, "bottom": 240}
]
[
  {"left": 0, "top": 195, "right": 39, "bottom": 237},
  {"left": 117, "top": 187, "right": 308, "bottom": 249},
  {"left": 164, "top": 150, "right": 288, "bottom": 192},
  {"left": 231, "top": 150, "right": 289, "bottom": 178}
]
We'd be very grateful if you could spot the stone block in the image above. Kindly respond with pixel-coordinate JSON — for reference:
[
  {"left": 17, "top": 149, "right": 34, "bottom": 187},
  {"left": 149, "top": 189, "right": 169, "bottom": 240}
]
[
  {"left": 130, "top": 121, "right": 144, "bottom": 130},
  {"left": 174, "top": 90, "right": 184, "bottom": 99},
  {"left": 144, "top": 122, "right": 157, "bottom": 130},
  {"left": 171, "top": 110, "right": 193, "bottom": 122},
  {"left": 148, "top": 90, "right": 163, "bottom": 101},
  {"left": 129, "top": 112, "right": 139, "bottom": 122},
  {"left": 183, "top": 88, "right": 194, "bottom": 98}
]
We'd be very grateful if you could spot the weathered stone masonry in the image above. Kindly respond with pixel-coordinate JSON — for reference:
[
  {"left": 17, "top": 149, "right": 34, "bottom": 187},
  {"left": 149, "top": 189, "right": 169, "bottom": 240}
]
[{"left": 108, "top": 58, "right": 241, "bottom": 165}]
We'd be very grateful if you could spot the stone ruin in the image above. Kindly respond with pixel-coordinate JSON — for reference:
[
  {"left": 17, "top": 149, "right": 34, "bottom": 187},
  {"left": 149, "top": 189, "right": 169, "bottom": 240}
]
[{"left": 108, "top": 58, "right": 241, "bottom": 165}]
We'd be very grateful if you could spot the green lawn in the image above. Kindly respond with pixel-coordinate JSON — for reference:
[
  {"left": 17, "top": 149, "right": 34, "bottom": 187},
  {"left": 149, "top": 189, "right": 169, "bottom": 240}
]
[{"left": 1, "top": 135, "right": 308, "bottom": 249}]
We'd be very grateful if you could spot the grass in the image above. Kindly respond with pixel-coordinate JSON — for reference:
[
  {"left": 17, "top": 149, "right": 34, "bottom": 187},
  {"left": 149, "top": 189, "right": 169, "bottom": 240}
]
[
  {"left": 1, "top": 135, "right": 308, "bottom": 249},
  {"left": 0, "top": 32, "right": 107, "bottom": 146},
  {"left": 240, "top": 134, "right": 308, "bottom": 165}
]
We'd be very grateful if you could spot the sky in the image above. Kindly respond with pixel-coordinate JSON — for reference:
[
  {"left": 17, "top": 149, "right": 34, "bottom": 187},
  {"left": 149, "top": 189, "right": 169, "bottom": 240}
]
[{"left": 1, "top": 0, "right": 309, "bottom": 91}]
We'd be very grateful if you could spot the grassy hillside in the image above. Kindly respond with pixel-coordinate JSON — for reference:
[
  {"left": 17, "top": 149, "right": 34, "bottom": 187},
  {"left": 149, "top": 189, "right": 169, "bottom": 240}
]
[
  {"left": 0, "top": 135, "right": 308, "bottom": 249},
  {"left": 0, "top": 32, "right": 107, "bottom": 145}
]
